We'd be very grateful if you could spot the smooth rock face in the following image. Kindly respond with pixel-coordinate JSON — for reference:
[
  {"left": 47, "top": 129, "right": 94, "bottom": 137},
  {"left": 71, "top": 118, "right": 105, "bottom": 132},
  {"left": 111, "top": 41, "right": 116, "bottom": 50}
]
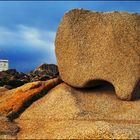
[
  {"left": 55, "top": 9, "right": 140, "bottom": 100},
  {"left": 17, "top": 83, "right": 140, "bottom": 139}
]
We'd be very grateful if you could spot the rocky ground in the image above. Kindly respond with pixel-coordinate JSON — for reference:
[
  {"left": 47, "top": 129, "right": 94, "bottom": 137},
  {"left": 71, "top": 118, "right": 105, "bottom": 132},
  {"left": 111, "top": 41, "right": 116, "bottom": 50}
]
[
  {"left": 0, "top": 63, "right": 60, "bottom": 139},
  {"left": 0, "top": 63, "right": 59, "bottom": 89},
  {"left": 0, "top": 80, "right": 140, "bottom": 139},
  {"left": 15, "top": 83, "right": 140, "bottom": 139},
  {"left": 0, "top": 77, "right": 62, "bottom": 139}
]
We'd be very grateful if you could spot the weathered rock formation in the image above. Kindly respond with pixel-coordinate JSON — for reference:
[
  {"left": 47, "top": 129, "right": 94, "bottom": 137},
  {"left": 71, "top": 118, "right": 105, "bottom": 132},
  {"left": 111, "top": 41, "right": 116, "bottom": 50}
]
[
  {"left": 28, "top": 63, "right": 59, "bottom": 82},
  {"left": 0, "top": 72, "right": 140, "bottom": 139},
  {"left": 55, "top": 9, "right": 140, "bottom": 100},
  {"left": 0, "top": 69, "right": 29, "bottom": 88},
  {"left": 0, "top": 78, "right": 62, "bottom": 118},
  {"left": 16, "top": 83, "right": 140, "bottom": 139},
  {"left": 0, "top": 63, "right": 59, "bottom": 89}
]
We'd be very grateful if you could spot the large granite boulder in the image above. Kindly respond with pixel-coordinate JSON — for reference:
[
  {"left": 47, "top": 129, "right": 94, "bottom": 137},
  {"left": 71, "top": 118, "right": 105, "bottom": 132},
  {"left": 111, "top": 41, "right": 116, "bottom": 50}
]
[{"left": 55, "top": 9, "right": 140, "bottom": 100}]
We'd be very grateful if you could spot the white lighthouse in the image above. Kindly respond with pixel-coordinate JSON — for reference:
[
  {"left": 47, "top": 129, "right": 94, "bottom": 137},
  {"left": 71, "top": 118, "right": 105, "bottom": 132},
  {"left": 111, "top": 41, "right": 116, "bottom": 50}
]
[{"left": 0, "top": 60, "right": 9, "bottom": 72}]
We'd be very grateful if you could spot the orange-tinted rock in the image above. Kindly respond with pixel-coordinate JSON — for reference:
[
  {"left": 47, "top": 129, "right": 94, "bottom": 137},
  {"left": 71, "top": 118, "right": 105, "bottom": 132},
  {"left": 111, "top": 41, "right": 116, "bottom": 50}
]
[
  {"left": 0, "top": 78, "right": 62, "bottom": 118},
  {"left": 0, "top": 87, "right": 9, "bottom": 93}
]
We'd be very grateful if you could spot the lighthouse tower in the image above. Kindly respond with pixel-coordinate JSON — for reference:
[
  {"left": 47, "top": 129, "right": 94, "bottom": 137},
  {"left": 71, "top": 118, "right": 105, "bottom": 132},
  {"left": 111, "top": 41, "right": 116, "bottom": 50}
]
[{"left": 0, "top": 60, "right": 9, "bottom": 72}]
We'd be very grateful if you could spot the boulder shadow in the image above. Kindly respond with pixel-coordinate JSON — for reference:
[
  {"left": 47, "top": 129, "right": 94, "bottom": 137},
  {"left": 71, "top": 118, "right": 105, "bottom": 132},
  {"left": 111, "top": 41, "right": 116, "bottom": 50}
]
[
  {"left": 132, "top": 79, "right": 140, "bottom": 101},
  {"left": 76, "top": 80, "right": 115, "bottom": 94},
  {"left": 76, "top": 79, "right": 140, "bottom": 101}
]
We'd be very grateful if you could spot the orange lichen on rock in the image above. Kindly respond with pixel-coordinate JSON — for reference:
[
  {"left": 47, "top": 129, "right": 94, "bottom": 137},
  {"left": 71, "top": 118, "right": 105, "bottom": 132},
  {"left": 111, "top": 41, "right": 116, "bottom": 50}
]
[{"left": 0, "top": 77, "right": 62, "bottom": 118}]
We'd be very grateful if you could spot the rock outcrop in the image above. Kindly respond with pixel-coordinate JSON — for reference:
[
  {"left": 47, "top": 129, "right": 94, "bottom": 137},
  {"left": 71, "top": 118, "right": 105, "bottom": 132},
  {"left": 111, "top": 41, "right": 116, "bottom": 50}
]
[
  {"left": 0, "top": 63, "right": 59, "bottom": 89},
  {"left": 55, "top": 9, "right": 140, "bottom": 100},
  {"left": 0, "top": 69, "right": 29, "bottom": 88},
  {"left": 0, "top": 77, "right": 62, "bottom": 118},
  {"left": 28, "top": 64, "right": 59, "bottom": 82},
  {"left": 16, "top": 83, "right": 140, "bottom": 139}
]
